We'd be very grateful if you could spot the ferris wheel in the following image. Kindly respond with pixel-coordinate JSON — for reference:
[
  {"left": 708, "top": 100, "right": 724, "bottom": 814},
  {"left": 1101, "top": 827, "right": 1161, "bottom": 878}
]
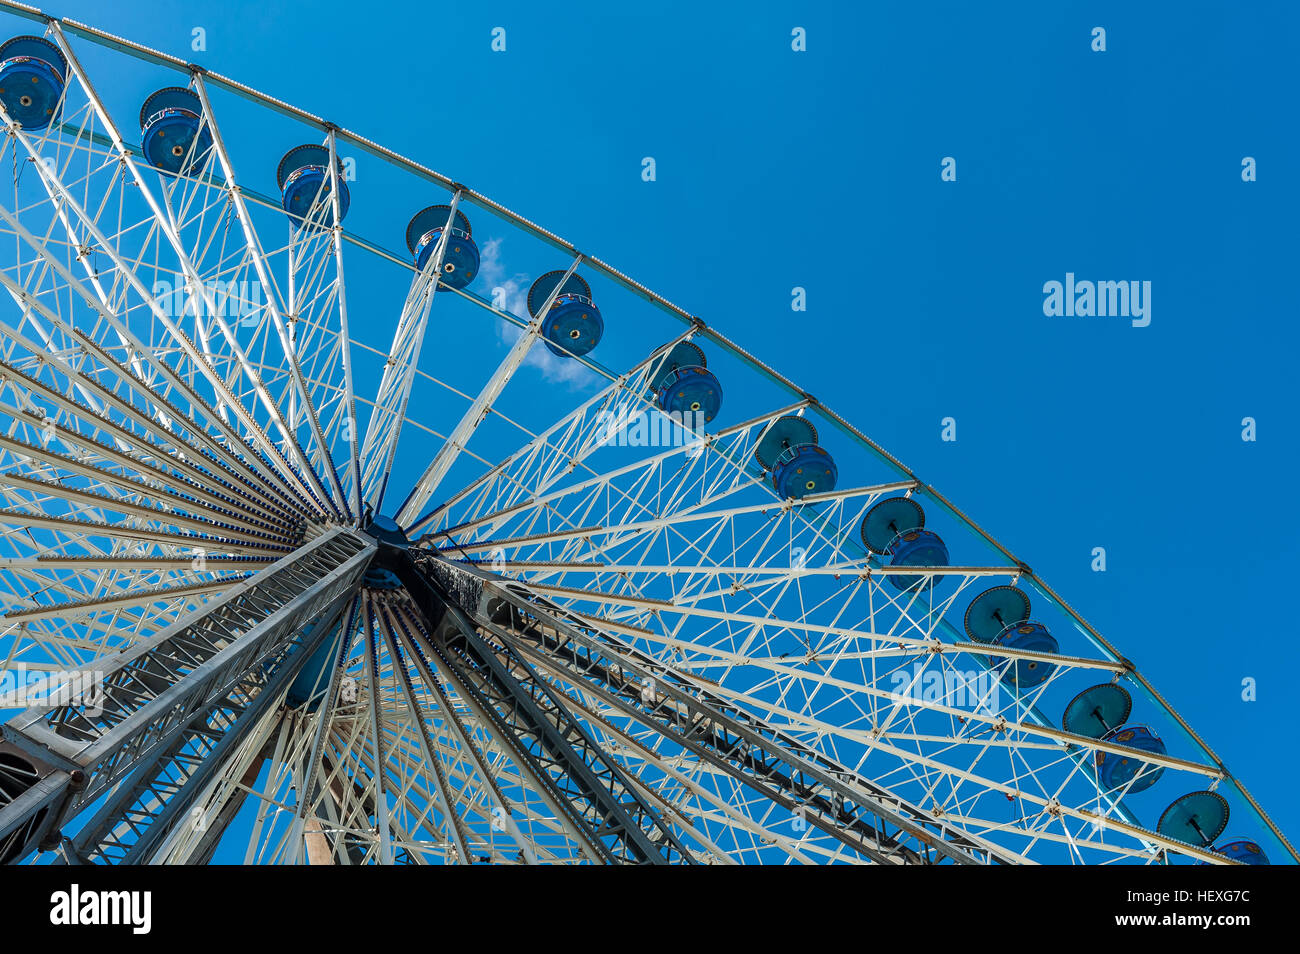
[{"left": 0, "top": 8, "right": 1290, "bottom": 866}]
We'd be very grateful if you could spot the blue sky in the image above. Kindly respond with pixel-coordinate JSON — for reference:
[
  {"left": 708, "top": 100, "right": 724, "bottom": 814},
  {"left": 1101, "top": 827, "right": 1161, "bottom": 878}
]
[{"left": 9, "top": 0, "right": 1296, "bottom": 854}]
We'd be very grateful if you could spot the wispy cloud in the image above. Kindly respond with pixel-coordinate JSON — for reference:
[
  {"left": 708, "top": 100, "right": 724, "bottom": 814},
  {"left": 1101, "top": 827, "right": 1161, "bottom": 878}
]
[{"left": 478, "top": 237, "right": 600, "bottom": 391}]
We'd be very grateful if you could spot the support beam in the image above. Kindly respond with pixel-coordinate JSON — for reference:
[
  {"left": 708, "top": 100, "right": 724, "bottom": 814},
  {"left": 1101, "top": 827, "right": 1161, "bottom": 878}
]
[
  {"left": 0, "top": 528, "right": 374, "bottom": 863},
  {"left": 393, "top": 551, "right": 693, "bottom": 864},
  {"left": 64, "top": 601, "right": 353, "bottom": 864},
  {"left": 414, "top": 553, "right": 1019, "bottom": 865}
]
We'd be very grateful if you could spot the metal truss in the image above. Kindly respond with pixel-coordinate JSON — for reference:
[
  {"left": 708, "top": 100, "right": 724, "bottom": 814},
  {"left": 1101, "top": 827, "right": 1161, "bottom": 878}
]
[
  {"left": 394, "top": 554, "right": 694, "bottom": 864},
  {"left": 410, "top": 552, "right": 1008, "bottom": 865},
  {"left": 0, "top": 528, "right": 373, "bottom": 861},
  {"left": 62, "top": 600, "right": 355, "bottom": 864}
]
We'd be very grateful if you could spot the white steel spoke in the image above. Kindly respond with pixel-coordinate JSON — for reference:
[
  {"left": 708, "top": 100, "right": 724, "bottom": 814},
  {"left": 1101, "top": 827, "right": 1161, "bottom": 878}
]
[{"left": 395, "top": 254, "right": 585, "bottom": 526}]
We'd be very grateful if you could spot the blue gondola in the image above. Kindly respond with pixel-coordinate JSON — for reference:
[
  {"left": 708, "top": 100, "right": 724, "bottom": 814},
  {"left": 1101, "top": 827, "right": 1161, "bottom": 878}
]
[
  {"left": 1095, "top": 724, "right": 1166, "bottom": 793},
  {"left": 772, "top": 443, "right": 837, "bottom": 499},
  {"left": 277, "top": 143, "right": 349, "bottom": 228},
  {"left": 406, "top": 204, "right": 479, "bottom": 289},
  {"left": 1061, "top": 683, "right": 1132, "bottom": 738},
  {"left": 860, "top": 496, "right": 950, "bottom": 591},
  {"left": 1158, "top": 791, "right": 1230, "bottom": 847},
  {"left": 991, "top": 621, "right": 1058, "bottom": 688},
  {"left": 658, "top": 365, "right": 723, "bottom": 426},
  {"left": 1212, "top": 839, "right": 1269, "bottom": 865},
  {"left": 754, "top": 415, "right": 837, "bottom": 500},
  {"left": 528, "top": 270, "right": 603, "bottom": 357},
  {"left": 964, "top": 585, "right": 1031, "bottom": 643},
  {"left": 754, "top": 415, "right": 817, "bottom": 471},
  {"left": 139, "top": 87, "right": 212, "bottom": 176},
  {"left": 649, "top": 342, "right": 722, "bottom": 425},
  {"left": 0, "top": 35, "right": 66, "bottom": 130}
]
